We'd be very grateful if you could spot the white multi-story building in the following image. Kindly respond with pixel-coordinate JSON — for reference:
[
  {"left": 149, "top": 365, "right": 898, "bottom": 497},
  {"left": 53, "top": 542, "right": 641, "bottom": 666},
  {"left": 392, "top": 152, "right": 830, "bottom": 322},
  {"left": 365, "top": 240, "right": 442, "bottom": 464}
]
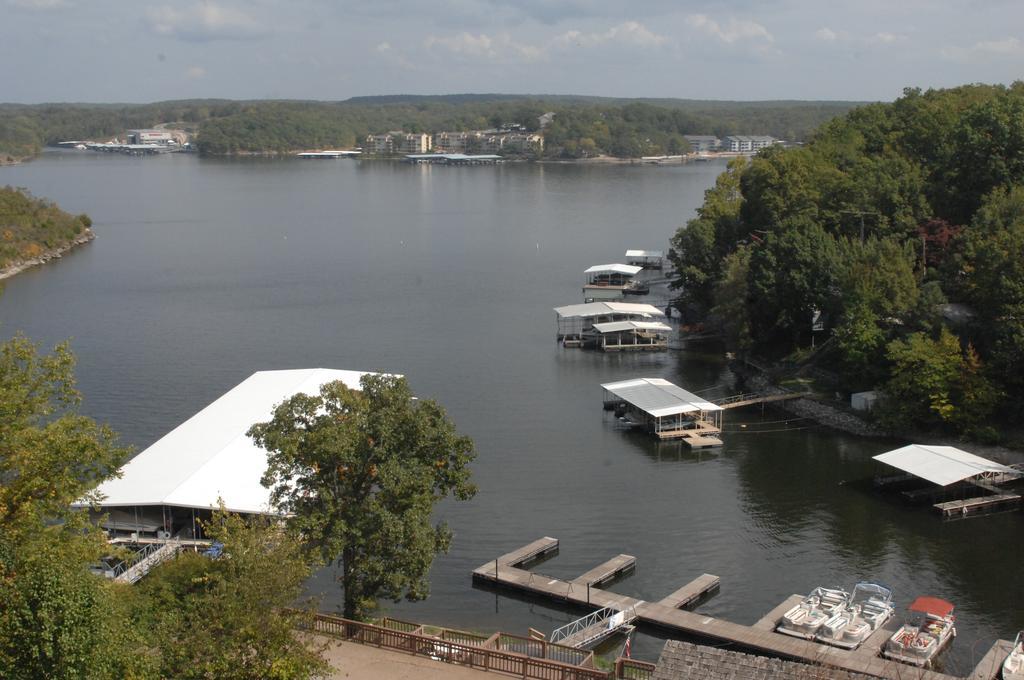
[
  {"left": 683, "top": 135, "right": 720, "bottom": 152},
  {"left": 365, "top": 132, "right": 433, "bottom": 155},
  {"left": 722, "top": 135, "right": 776, "bottom": 152}
]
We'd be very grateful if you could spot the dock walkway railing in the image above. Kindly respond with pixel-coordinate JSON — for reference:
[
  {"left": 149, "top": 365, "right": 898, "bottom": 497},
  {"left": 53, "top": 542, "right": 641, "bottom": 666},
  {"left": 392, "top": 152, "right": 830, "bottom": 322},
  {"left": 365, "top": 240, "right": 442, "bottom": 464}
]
[{"left": 297, "top": 610, "right": 652, "bottom": 680}]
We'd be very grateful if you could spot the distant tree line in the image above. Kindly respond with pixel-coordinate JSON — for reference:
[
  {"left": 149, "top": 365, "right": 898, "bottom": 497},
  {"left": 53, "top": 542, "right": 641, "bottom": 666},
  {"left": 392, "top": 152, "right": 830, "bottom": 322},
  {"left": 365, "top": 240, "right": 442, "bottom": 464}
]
[
  {"left": 0, "top": 95, "right": 862, "bottom": 160},
  {"left": 668, "top": 82, "right": 1024, "bottom": 440}
]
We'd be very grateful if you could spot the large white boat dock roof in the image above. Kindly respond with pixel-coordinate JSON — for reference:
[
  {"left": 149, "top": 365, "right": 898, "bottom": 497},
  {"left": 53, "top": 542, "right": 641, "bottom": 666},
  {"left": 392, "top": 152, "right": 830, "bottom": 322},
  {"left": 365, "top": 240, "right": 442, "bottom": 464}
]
[
  {"left": 601, "top": 377, "right": 722, "bottom": 418},
  {"left": 591, "top": 321, "right": 671, "bottom": 334},
  {"left": 584, "top": 263, "right": 643, "bottom": 276},
  {"left": 83, "top": 368, "right": 382, "bottom": 514},
  {"left": 872, "top": 444, "right": 1020, "bottom": 487},
  {"left": 625, "top": 249, "right": 664, "bottom": 258},
  {"left": 554, "top": 301, "right": 664, "bottom": 319}
]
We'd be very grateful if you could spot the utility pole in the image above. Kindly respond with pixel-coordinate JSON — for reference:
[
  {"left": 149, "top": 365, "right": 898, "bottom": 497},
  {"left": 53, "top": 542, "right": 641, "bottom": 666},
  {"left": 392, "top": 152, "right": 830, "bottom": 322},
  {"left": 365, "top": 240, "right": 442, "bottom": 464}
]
[{"left": 839, "top": 209, "right": 880, "bottom": 243}]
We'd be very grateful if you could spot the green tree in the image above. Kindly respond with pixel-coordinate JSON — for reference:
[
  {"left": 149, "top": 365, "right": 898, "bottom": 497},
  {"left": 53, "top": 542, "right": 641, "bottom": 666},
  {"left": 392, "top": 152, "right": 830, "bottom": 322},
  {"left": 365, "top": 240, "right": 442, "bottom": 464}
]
[
  {"left": 248, "top": 374, "right": 476, "bottom": 620},
  {"left": 747, "top": 216, "right": 840, "bottom": 350},
  {"left": 140, "top": 508, "right": 327, "bottom": 680},
  {"left": 0, "top": 335, "right": 152, "bottom": 680},
  {"left": 708, "top": 245, "right": 753, "bottom": 352},
  {"left": 880, "top": 328, "right": 998, "bottom": 433}
]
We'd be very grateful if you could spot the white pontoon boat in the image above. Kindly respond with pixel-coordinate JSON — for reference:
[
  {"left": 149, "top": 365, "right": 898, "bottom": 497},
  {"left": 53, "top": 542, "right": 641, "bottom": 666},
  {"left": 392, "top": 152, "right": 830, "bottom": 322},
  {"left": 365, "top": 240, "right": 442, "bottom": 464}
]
[
  {"left": 883, "top": 596, "right": 956, "bottom": 667},
  {"left": 776, "top": 586, "right": 850, "bottom": 639},
  {"left": 1004, "top": 631, "right": 1024, "bottom": 680},
  {"left": 816, "top": 582, "right": 894, "bottom": 650}
]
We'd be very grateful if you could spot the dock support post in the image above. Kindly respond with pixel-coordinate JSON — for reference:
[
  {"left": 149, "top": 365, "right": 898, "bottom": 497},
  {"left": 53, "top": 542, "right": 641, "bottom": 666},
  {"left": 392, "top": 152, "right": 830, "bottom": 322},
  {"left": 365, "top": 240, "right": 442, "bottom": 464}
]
[{"left": 587, "top": 583, "right": 591, "bottom": 605}]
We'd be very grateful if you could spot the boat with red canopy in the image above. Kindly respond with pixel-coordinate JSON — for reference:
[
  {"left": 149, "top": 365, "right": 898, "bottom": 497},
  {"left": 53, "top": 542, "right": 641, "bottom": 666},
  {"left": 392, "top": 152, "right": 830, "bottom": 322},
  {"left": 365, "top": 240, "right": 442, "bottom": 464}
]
[{"left": 883, "top": 596, "right": 956, "bottom": 667}]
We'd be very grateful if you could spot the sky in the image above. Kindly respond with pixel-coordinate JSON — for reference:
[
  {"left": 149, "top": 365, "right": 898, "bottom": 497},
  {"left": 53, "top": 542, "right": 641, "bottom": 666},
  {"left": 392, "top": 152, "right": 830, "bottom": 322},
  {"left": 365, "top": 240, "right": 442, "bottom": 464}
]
[{"left": 2, "top": 0, "right": 1022, "bottom": 104}]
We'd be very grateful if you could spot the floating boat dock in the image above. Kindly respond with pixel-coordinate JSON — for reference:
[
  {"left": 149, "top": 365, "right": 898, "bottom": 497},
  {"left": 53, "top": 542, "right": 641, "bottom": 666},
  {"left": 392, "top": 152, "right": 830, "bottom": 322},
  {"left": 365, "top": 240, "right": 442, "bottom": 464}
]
[
  {"left": 473, "top": 538, "right": 1013, "bottom": 680},
  {"left": 602, "top": 377, "right": 724, "bottom": 448},
  {"left": 873, "top": 444, "right": 1023, "bottom": 519}
]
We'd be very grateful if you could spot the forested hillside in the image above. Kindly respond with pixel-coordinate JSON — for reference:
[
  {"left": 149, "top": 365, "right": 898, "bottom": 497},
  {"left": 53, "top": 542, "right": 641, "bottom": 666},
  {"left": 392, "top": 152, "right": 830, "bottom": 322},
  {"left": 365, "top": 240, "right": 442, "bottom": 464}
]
[
  {"left": 0, "top": 187, "right": 92, "bottom": 270},
  {"left": 668, "top": 82, "right": 1024, "bottom": 438},
  {"left": 0, "top": 95, "right": 860, "bottom": 160}
]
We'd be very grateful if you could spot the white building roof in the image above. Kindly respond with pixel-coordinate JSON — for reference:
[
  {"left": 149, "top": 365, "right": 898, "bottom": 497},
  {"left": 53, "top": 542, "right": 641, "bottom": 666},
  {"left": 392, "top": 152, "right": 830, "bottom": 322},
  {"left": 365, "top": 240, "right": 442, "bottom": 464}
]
[
  {"left": 872, "top": 444, "right": 1019, "bottom": 487},
  {"left": 584, "top": 263, "right": 643, "bottom": 276},
  {"left": 601, "top": 378, "right": 722, "bottom": 418},
  {"left": 591, "top": 321, "right": 672, "bottom": 333},
  {"left": 625, "top": 249, "right": 664, "bottom": 258},
  {"left": 554, "top": 301, "right": 665, "bottom": 319},
  {"left": 83, "top": 368, "right": 381, "bottom": 514}
]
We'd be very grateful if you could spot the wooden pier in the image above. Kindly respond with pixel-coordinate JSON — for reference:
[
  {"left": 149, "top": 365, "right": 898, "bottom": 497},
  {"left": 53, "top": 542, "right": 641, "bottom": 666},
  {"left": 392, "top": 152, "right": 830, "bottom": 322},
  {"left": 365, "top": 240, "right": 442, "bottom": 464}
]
[
  {"left": 718, "top": 392, "right": 810, "bottom": 410},
  {"left": 658, "top": 573, "right": 720, "bottom": 609},
  {"left": 572, "top": 554, "right": 636, "bottom": 588},
  {"left": 473, "top": 539, "right": 1011, "bottom": 680},
  {"left": 934, "top": 492, "right": 1021, "bottom": 517}
]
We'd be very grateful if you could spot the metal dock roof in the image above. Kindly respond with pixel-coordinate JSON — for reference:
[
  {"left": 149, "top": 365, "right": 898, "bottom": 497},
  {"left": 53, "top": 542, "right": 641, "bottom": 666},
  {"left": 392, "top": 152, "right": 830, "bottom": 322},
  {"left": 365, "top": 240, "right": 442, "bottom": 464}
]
[{"left": 601, "top": 378, "right": 722, "bottom": 417}]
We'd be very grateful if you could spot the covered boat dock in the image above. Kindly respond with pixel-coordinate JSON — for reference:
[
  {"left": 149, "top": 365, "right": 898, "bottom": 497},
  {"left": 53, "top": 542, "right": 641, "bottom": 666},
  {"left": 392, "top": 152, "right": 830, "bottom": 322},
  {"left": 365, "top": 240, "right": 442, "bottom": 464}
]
[
  {"left": 582, "top": 320, "right": 671, "bottom": 352},
  {"left": 872, "top": 444, "right": 1022, "bottom": 517},
  {"left": 601, "top": 377, "right": 723, "bottom": 447},
  {"left": 624, "top": 249, "right": 664, "bottom": 269},
  {"left": 582, "top": 264, "right": 643, "bottom": 301},
  {"left": 554, "top": 301, "right": 665, "bottom": 346},
  {"left": 78, "top": 368, "right": 383, "bottom": 577}
]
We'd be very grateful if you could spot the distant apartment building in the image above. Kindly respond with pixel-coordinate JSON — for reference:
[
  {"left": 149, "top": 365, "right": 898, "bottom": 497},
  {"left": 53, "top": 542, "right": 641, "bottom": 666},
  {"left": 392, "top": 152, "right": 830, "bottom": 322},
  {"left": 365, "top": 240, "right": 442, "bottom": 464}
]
[
  {"left": 433, "top": 130, "right": 543, "bottom": 155},
  {"left": 365, "top": 132, "right": 433, "bottom": 155},
  {"left": 683, "top": 135, "right": 720, "bottom": 152},
  {"left": 722, "top": 135, "right": 776, "bottom": 152}
]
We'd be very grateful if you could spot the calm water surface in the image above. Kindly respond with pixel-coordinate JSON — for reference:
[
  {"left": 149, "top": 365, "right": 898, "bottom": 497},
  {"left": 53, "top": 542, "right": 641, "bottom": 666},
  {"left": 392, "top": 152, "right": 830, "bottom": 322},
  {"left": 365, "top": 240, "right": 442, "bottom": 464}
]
[{"left": 1, "top": 151, "right": 1020, "bottom": 671}]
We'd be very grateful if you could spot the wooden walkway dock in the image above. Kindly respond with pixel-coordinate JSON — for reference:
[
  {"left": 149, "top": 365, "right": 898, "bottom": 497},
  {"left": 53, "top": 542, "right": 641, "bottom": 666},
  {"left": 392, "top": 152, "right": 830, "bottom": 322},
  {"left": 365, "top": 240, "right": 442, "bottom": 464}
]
[
  {"left": 718, "top": 392, "right": 810, "bottom": 410},
  {"left": 473, "top": 538, "right": 1010, "bottom": 680},
  {"left": 572, "top": 554, "right": 636, "bottom": 588},
  {"left": 658, "top": 574, "right": 720, "bottom": 609},
  {"left": 934, "top": 492, "right": 1021, "bottom": 517}
]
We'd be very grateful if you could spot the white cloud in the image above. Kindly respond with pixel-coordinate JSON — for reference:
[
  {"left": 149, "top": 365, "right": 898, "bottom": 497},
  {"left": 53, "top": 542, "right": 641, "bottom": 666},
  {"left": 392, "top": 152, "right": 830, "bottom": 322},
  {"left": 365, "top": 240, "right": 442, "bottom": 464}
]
[
  {"left": 147, "top": 3, "right": 267, "bottom": 42},
  {"left": 553, "top": 21, "right": 667, "bottom": 49},
  {"left": 7, "top": 0, "right": 68, "bottom": 8},
  {"left": 423, "top": 32, "right": 545, "bottom": 61},
  {"left": 870, "top": 32, "right": 906, "bottom": 44},
  {"left": 815, "top": 27, "right": 837, "bottom": 42},
  {"left": 942, "top": 36, "right": 1024, "bottom": 62},
  {"left": 687, "top": 14, "right": 773, "bottom": 44},
  {"left": 972, "top": 37, "right": 1023, "bottom": 55},
  {"left": 185, "top": 65, "right": 206, "bottom": 79}
]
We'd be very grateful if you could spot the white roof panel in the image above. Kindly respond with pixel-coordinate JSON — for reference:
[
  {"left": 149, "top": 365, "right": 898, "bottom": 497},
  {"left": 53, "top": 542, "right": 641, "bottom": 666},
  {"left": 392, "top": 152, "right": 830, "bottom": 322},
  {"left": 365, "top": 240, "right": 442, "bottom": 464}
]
[
  {"left": 625, "top": 249, "right": 664, "bottom": 258},
  {"left": 601, "top": 377, "right": 722, "bottom": 418},
  {"left": 872, "top": 444, "right": 1019, "bottom": 487},
  {"left": 554, "top": 301, "right": 664, "bottom": 319},
  {"left": 584, "top": 263, "right": 643, "bottom": 276},
  {"left": 591, "top": 321, "right": 672, "bottom": 333},
  {"left": 84, "top": 368, "right": 382, "bottom": 514}
]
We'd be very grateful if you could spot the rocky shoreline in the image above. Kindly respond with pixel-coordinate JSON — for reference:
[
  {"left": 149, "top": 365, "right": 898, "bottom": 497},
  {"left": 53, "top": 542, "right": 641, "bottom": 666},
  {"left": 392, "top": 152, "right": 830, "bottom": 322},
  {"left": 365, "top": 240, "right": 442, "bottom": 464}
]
[{"left": 0, "top": 228, "right": 95, "bottom": 281}]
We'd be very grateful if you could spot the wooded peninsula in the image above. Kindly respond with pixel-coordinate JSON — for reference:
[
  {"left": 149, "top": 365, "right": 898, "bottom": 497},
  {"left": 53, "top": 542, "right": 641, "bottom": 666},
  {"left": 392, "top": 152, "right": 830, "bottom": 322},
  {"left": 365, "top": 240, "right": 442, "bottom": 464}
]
[{"left": 668, "top": 82, "right": 1024, "bottom": 442}]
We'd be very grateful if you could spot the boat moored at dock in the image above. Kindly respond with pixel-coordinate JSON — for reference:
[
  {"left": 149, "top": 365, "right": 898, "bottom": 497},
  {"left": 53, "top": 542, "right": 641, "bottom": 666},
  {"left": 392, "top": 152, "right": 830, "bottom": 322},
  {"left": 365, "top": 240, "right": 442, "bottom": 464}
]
[
  {"left": 1003, "top": 631, "right": 1024, "bottom": 679},
  {"left": 775, "top": 586, "right": 850, "bottom": 639},
  {"left": 883, "top": 596, "right": 956, "bottom": 667},
  {"left": 815, "top": 581, "right": 894, "bottom": 649},
  {"left": 582, "top": 264, "right": 643, "bottom": 301}
]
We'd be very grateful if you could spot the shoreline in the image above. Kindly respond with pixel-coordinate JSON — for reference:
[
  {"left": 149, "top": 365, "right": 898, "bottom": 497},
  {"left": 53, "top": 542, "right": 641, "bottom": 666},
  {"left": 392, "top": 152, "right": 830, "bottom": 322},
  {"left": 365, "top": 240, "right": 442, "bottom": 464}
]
[{"left": 0, "top": 228, "right": 95, "bottom": 281}]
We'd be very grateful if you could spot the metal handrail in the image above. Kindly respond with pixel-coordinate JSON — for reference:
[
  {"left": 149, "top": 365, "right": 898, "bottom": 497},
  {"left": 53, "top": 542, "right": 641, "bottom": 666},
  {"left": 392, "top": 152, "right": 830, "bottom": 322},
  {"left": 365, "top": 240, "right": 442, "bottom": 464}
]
[{"left": 550, "top": 607, "right": 617, "bottom": 645}]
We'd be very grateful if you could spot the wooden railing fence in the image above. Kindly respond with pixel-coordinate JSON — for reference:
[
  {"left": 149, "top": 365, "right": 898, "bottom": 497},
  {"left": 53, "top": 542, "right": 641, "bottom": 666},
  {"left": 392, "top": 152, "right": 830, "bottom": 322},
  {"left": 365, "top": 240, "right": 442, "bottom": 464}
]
[{"left": 297, "top": 610, "right": 655, "bottom": 680}]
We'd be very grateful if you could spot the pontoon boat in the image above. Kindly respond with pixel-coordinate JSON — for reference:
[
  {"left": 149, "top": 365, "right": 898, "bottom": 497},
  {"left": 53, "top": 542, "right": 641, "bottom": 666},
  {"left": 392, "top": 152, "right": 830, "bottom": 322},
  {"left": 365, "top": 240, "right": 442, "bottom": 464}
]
[
  {"left": 816, "top": 582, "right": 894, "bottom": 649},
  {"left": 1004, "top": 631, "right": 1024, "bottom": 680},
  {"left": 883, "top": 596, "right": 956, "bottom": 667},
  {"left": 776, "top": 586, "right": 850, "bottom": 639}
]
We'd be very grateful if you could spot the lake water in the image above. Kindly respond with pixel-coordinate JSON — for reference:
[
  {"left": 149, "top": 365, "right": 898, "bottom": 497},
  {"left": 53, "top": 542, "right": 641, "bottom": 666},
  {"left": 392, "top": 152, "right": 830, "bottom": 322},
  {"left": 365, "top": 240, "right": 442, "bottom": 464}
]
[{"left": 1, "top": 151, "right": 1020, "bottom": 672}]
